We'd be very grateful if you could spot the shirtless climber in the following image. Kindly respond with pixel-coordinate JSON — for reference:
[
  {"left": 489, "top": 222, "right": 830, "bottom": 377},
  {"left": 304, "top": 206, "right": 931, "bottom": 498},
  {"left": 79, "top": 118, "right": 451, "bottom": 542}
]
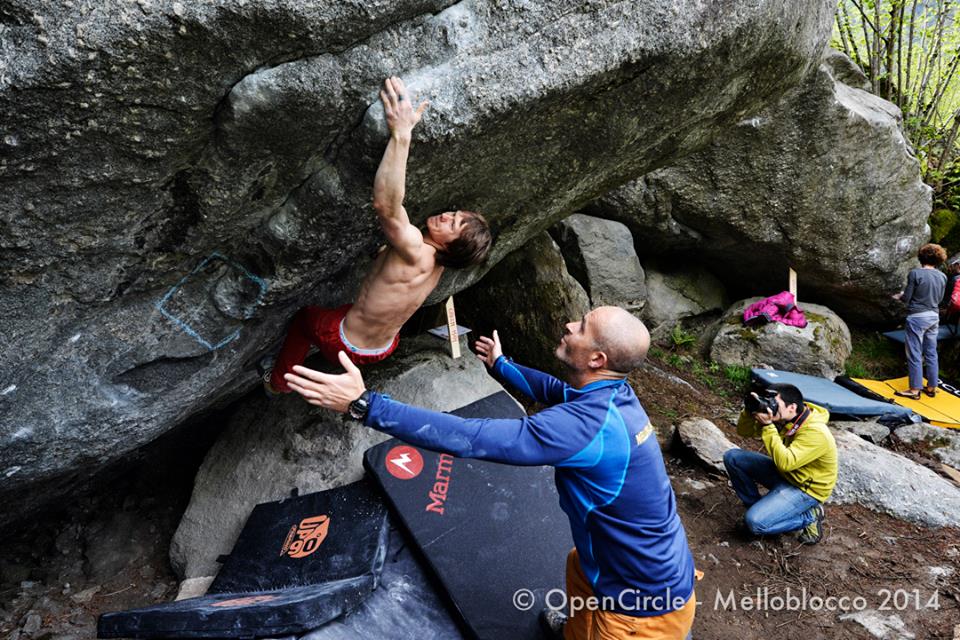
[{"left": 265, "top": 77, "right": 493, "bottom": 393}]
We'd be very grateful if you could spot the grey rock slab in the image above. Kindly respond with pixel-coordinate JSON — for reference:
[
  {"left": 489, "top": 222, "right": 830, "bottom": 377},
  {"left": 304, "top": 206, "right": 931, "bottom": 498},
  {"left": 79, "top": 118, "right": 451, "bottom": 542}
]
[
  {"left": 709, "top": 298, "right": 852, "bottom": 379},
  {"left": 0, "top": 0, "right": 836, "bottom": 526},
  {"left": 894, "top": 422, "right": 960, "bottom": 469},
  {"left": 830, "top": 429, "right": 960, "bottom": 528},
  {"left": 830, "top": 420, "right": 891, "bottom": 445},
  {"left": 592, "top": 52, "right": 931, "bottom": 323},
  {"left": 550, "top": 214, "right": 646, "bottom": 312},
  {"left": 642, "top": 262, "right": 728, "bottom": 330},
  {"left": 174, "top": 577, "right": 214, "bottom": 601},
  {"left": 170, "top": 335, "right": 517, "bottom": 579},
  {"left": 676, "top": 419, "right": 737, "bottom": 475}
]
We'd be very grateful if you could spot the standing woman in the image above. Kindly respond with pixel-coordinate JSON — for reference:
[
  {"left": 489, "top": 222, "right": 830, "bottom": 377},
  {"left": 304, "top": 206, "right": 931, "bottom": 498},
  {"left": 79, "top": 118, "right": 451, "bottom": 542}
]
[{"left": 893, "top": 243, "right": 948, "bottom": 400}]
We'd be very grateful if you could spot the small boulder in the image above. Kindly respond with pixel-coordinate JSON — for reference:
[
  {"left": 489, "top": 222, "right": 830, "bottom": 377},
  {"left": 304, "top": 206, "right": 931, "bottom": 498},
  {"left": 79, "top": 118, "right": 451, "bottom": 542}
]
[
  {"left": 830, "top": 420, "right": 891, "bottom": 445},
  {"left": 709, "top": 298, "right": 851, "bottom": 379},
  {"left": 676, "top": 419, "right": 738, "bottom": 475},
  {"left": 894, "top": 423, "right": 960, "bottom": 469},
  {"left": 20, "top": 613, "right": 42, "bottom": 635},
  {"left": 550, "top": 214, "right": 646, "bottom": 313},
  {"left": 831, "top": 429, "right": 960, "bottom": 528},
  {"left": 642, "top": 262, "right": 728, "bottom": 330}
]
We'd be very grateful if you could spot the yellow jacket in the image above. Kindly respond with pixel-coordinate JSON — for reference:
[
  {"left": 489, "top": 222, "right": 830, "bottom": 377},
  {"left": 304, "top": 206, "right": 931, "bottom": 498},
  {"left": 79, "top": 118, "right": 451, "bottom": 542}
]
[{"left": 736, "top": 402, "right": 838, "bottom": 503}]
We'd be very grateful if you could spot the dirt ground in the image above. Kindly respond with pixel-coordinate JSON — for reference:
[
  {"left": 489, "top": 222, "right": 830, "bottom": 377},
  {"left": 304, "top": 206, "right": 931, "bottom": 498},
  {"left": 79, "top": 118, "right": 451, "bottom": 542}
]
[
  {"left": 2, "top": 347, "right": 960, "bottom": 640},
  {"left": 633, "top": 355, "right": 960, "bottom": 640}
]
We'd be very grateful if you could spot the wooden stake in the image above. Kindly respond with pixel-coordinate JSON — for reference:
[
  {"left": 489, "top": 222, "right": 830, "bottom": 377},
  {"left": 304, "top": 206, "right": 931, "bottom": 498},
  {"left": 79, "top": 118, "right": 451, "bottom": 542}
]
[
  {"left": 788, "top": 268, "right": 797, "bottom": 299},
  {"left": 445, "top": 296, "right": 461, "bottom": 359}
]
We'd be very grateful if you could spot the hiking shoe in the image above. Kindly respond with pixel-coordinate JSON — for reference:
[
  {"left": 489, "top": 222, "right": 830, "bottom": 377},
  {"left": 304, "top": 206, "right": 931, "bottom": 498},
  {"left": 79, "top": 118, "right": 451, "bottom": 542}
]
[
  {"left": 539, "top": 608, "right": 567, "bottom": 640},
  {"left": 798, "top": 504, "right": 825, "bottom": 545}
]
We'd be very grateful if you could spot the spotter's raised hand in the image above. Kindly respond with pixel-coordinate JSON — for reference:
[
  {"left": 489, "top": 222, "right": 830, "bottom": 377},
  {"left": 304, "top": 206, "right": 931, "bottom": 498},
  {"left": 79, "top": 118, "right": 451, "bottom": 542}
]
[{"left": 474, "top": 330, "right": 503, "bottom": 369}]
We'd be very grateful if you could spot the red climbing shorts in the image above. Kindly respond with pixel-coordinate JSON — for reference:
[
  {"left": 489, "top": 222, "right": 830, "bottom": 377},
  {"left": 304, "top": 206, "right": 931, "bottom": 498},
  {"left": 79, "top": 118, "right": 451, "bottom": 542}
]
[{"left": 270, "top": 304, "right": 399, "bottom": 393}]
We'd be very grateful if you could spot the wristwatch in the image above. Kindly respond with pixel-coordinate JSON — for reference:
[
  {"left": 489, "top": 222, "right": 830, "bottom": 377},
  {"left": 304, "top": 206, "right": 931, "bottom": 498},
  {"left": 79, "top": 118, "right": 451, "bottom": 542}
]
[{"left": 347, "top": 390, "right": 373, "bottom": 421}]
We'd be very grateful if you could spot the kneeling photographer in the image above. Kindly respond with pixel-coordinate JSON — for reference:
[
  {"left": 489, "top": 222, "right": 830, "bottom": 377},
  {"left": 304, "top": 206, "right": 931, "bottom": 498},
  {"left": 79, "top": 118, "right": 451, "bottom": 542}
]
[{"left": 723, "top": 383, "right": 838, "bottom": 545}]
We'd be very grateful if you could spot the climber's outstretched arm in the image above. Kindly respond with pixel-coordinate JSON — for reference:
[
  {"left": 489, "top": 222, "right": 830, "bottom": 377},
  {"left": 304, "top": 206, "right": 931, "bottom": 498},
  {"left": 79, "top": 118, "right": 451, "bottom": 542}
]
[{"left": 372, "top": 77, "right": 429, "bottom": 262}]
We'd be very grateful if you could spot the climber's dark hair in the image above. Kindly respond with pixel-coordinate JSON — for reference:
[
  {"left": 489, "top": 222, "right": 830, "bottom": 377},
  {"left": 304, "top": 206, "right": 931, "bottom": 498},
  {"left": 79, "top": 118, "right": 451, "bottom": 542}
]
[{"left": 435, "top": 211, "right": 493, "bottom": 269}]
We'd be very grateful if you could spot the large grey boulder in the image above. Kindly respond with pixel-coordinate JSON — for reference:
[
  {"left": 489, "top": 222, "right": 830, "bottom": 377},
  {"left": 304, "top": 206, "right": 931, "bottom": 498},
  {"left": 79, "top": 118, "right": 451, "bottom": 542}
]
[
  {"left": 590, "top": 52, "right": 931, "bottom": 323},
  {"left": 831, "top": 430, "right": 960, "bottom": 528},
  {"left": 550, "top": 214, "right": 646, "bottom": 313},
  {"left": 458, "top": 233, "right": 589, "bottom": 376},
  {"left": 170, "top": 335, "right": 515, "bottom": 579},
  {"left": 709, "top": 298, "right": 852, "bottom": 379},
  {"left": 642, "top": 262, "right": 727, "bottom": 330},
  {"left": 0, "top": 0, "right": 835, "bottom": 525}
]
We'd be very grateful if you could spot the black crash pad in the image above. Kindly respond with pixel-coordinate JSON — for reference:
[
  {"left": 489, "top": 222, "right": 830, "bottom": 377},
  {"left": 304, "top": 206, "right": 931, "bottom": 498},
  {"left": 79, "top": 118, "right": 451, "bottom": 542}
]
[
  {"left": 300, "top": 522, "right": 464, "bottom": 640},
  {"left": 98, "top": 480, "right": 389, "bottom": 639},
  {"left": 363, "top": 391, "right": 574, "bottom": 640}
]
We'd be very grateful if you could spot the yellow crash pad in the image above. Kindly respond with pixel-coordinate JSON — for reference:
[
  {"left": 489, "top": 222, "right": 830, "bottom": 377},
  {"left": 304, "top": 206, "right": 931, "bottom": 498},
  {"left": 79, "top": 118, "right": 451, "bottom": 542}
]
[{"left": 851, "top": 377, "right": 960, "bottom": 429}]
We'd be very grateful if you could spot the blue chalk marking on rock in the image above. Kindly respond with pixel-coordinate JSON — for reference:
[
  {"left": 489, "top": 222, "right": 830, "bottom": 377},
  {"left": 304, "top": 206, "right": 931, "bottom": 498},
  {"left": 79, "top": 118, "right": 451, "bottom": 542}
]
[{"left": 156, "top": 252, "right": 268, "bottom": 351}]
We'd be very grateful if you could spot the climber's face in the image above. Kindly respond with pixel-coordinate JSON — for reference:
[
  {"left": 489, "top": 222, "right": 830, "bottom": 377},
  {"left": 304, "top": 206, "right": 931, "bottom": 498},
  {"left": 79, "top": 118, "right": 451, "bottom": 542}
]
[{"left": 426, "top": 210, "right": 467, "bottom": 247}]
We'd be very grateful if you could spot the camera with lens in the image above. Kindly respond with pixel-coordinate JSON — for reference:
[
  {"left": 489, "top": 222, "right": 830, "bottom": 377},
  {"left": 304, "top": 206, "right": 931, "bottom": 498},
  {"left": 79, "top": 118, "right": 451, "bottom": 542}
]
[{"left": 744, "top": 388, "right": 779, "bottom": 416}]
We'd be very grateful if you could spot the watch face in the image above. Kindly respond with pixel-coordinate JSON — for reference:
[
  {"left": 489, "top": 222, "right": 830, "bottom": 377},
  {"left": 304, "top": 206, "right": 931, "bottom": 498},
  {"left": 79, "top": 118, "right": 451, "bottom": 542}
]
[{"left": 350, "top": 398, "right": 368, "bottom": 419}]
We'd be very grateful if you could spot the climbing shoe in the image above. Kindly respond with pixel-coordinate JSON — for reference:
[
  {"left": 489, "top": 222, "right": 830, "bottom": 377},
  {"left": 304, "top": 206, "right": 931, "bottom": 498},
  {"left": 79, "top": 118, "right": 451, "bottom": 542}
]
[
  {"left": 798, "top": 503, "right": 825, "bottom": 545},
  {"left": 258, "top": 356, "right": 283, "bottom": 397},
  {"left": 262, "top": 370, "right": 282, "bottom": 397}
]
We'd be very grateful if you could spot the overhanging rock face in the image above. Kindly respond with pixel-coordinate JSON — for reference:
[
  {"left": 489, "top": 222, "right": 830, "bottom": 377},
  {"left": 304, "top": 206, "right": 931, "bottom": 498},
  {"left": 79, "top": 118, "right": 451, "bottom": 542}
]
[{"left": 0, "top": 0, "right": 834, "bottom": 525}]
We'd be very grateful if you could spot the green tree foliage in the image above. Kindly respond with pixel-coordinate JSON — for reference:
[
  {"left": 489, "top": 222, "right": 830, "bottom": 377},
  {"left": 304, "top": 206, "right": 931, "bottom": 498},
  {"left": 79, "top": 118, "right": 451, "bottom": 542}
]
[{"left": 833, "top": 1, "right": 960, "bottom": 216}]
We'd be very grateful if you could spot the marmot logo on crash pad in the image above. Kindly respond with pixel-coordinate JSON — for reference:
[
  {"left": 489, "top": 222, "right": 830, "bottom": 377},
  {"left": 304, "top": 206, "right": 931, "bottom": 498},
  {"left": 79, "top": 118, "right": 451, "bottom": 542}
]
[{"left": 386, "top": 445, "right": 424, "bottom": 480}]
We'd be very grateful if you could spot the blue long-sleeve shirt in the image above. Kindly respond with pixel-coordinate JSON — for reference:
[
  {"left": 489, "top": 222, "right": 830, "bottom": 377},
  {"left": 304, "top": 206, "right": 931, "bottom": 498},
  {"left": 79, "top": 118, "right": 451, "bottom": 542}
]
[{"left": 364, "top": 355, "right": 695, "bottom": 616}]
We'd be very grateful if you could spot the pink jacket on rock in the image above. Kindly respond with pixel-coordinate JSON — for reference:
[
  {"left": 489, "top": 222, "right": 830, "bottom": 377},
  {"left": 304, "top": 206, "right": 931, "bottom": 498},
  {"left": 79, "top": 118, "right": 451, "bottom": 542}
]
[{"left": 743, "top": 291, "right": 808, "bottom": 328}]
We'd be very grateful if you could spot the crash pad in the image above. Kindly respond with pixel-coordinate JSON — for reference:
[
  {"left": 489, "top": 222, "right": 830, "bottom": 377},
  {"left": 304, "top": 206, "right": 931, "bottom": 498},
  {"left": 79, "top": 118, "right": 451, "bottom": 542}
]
[
  {"left": 98, "top": 480, "right": 389, "bottom": 638},
  {"left": 300, "top": 522, "right": 464, "bottom": 640},
  {"left": 751, "top": 369, "right": 916, "bottom": 424},
  {"left": 363, "top": 391, "right": 574, "bottom": 640},
  {"left": 883, "top": 323, "right": 959, "bottom": 344},
  {"left": 847, "top": 377, "right": 960, "bottom": 430}
]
